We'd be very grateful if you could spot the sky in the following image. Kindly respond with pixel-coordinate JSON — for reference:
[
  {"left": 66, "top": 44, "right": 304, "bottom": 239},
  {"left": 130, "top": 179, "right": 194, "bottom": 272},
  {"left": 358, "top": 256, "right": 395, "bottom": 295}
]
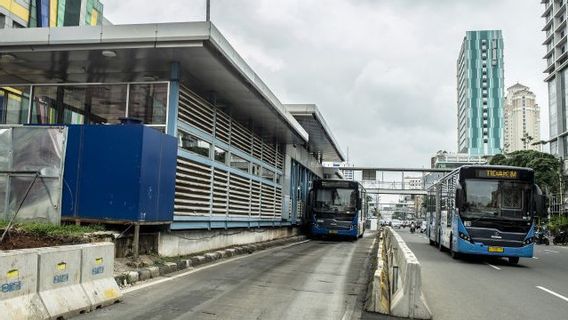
[{"left": 103, "top": 0, "right": 549, "bottom": 168}]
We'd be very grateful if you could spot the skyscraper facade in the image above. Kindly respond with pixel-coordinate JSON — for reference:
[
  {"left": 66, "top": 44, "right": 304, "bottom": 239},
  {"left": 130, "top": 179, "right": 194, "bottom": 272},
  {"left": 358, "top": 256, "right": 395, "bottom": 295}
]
[
  {"left": 457, "top": 30, "right": 505, "bottom": 156},
  {"left": 503, "top": 83, "right": 541, "bottom": 153},
  {"left": 0, "top": 0, "right": 103, "bottom": 29},
  {"left": 542, "top": 0, "right": 568, "bottom": 157}
]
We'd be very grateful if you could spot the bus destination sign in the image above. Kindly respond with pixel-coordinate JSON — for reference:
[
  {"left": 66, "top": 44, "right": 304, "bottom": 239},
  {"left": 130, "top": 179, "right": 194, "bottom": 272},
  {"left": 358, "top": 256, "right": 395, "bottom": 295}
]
[{"left": 477, "top": 169, "right": 519, "bottom": 179}]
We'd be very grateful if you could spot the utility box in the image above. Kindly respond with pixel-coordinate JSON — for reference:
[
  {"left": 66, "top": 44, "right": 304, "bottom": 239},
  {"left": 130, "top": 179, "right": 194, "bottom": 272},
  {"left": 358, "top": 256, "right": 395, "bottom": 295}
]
[{"left": 62, "top": 124, "right": 177, "bottom": 223}]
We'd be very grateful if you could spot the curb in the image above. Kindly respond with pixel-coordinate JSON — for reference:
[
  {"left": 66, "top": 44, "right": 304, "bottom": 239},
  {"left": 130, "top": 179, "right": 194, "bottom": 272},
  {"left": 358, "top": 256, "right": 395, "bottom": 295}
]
[{"left": 114, "top": 235, "right": 307, "bottom": 287}]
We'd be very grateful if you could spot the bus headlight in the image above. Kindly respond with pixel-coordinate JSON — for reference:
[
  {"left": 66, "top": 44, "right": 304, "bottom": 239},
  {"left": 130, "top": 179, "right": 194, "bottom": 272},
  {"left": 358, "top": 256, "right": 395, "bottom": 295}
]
[
  {"left": 459, "top": 232, "right": 471, "bottom": 242},
  {"left": 524, "top": 237, "right": 534, "bottom": 245}
]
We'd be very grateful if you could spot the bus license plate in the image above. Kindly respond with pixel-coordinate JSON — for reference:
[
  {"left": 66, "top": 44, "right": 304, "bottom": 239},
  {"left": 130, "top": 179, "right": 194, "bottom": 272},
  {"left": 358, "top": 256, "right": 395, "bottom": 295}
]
[
  {"left": 329, "top": 230, "right": 338, "bottom": 234},
  {"left": 488, "top": 246, "right": 504, "bottom": 253}
]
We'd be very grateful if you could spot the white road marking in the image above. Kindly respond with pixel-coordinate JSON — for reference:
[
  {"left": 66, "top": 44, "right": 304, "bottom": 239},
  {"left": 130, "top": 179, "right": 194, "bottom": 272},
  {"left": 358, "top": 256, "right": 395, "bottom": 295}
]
[
  {"left": 537, "top": 286, "right": 568, "bottom": 303},
  {"left": 532, "top": 257, "right": 539, "bottom": 260},
  {"left": 122, "top": 240, "right": 311, "bottom": 294},
  {"left": 485, "top": 263, "right": 501, "bottom": 270},
  {"left": 544, "top": 249, "right": 559, "bottom": 254}
]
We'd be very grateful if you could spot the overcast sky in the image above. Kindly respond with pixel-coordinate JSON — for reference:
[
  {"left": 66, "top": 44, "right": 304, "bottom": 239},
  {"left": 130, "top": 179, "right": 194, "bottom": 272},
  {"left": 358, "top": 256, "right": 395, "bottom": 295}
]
[{"left": 104, "top": 0, "right": 548, "bottom": 168}]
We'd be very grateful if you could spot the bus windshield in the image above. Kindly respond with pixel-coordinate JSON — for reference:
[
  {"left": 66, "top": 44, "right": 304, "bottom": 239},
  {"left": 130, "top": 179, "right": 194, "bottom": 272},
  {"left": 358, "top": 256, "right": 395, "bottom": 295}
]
[
  {"left": 463, "top": 179, "right": 531, "bottom": 220},
  {"left": 314, "top": 188, "right": 357, "bottom": 214}
]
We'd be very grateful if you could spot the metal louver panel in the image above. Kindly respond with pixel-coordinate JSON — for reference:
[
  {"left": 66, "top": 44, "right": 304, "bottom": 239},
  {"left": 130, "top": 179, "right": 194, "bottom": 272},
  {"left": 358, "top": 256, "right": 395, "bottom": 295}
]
[
  {"left": 261, "top": 183, "right": 276, "bottom": 218},
  {"left": 230, "top": 120, "right": 252, "bottom": 155},
  {"left": 175, "top": 157, "right": 212, "bottom": 216},
  {"left": 212, "top": 168, "right": 229, "bottom": 216},
  {"left": 250, "top": 180, "right": 261, "bottom": 217},
  {"left": 276, "top": 149, "right": 284, "bottom": 170},
  {"left": 228, "top": 173, "right": 251, "bottom": 216},
  {"left": 215, "top": 110, "right": 231, "bottom": 144},
  {"left": 262, "top": 143, "right": 276, "bottom": 166},
  {"left": 178, "top": 86, "right": 214, "bottom": 134},
  {"left": 274, "top": 186, "right": 283, "bottom": 218},
  {"left": 252, "top": 135, "right": 262, "bottom": 159}
]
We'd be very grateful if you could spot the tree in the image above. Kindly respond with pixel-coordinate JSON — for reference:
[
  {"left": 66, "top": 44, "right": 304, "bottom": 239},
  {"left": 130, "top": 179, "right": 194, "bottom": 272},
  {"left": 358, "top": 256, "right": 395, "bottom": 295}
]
[{"left": 489, "top": 150, "right": 563, "bottom": 193}]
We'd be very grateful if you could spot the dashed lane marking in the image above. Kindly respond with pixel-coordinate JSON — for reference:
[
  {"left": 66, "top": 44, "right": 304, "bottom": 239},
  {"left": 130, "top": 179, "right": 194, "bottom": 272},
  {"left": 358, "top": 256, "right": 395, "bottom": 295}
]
[
  {"left": 537, "top": 286, "right": 568, "bottom": 303},
  {"left": 485, "top": 263, "right": 501, "bottom": 270},
  {"left": 532, "top": 257, "right": 539, "bottom": 260}
]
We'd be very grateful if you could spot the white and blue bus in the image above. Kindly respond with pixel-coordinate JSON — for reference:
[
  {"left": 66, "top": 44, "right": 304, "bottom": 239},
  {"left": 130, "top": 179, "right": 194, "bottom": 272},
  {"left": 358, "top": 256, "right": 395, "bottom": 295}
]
[
  {"left": 307, "top": 180, "right": 367, "bottom": 240},
  {"left": 426, "top": 165, "right": 546, "bottom": 264}
]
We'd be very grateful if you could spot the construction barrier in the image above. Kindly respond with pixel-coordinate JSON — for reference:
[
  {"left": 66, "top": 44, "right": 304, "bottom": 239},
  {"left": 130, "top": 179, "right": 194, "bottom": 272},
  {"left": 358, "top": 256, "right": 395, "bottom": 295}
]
[
  {"left": 80, "top": 243, "right": 122, "bottom": 309},
  {"left": 37, "top": 245, "right": 92, "bottom": 318},
  {"left": 0, "top": 250, "right": 49, "bottom": 320},
  {"left": 366, "top": 227, "right": 432, "bottom": 319}
]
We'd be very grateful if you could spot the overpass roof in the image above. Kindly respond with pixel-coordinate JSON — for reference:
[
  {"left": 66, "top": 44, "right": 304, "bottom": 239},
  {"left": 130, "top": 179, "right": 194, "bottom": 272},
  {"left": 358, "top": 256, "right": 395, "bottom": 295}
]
[
  {"left": 0, "top": 22, "right": 308, "bottom": 144},
  {"left": 286, "top": 104, "right": 345, "bottom": 162}
]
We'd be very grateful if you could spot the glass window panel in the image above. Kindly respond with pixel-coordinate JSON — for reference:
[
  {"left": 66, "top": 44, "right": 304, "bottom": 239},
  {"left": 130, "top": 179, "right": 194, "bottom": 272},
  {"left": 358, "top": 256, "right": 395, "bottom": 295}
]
[
  {"left": 262, "top": 168, "right": 275, "bottom": 181},
  {"left": 0, "top": 86, "right": 30, "bottom": 124},
  {"left": 230, "top": 154, "right": 249, "bottom": 173},
  {"left": 214, "top": 147, "right": 227, "bottom": 163},
  {"left": 251, "top": 163, "right": 261, "bottom": 176},
  {"left": 128, "top": 83, "right": 168, "bottom": 124},
  {"left": 178, "top": 131, "right": 210, "bottom": 157},
  {"left": 31, "top": 85, "right": 127, "bottom": 125}
]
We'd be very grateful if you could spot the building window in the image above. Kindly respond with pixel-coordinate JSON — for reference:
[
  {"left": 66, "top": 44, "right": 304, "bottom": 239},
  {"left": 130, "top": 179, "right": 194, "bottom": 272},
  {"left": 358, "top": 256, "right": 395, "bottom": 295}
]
[
  {"left": 12, "top": 21, "right": 24, "bottom": 28},
  {"left": 128, "top": 83, "right": 168, "bottom": 125},
  {"left": 214, "top": 147, "right": 227, "bottom": 163},
  {"left": 178, "top": 131, "right": 211, "bottom": 158},
  {"left": 251, "top": 163, "right": 261, "bottom": 176},
  {"left": 31, "top": 85, "right": 127, "bottom": 125},
  {"left": 0, "top": 86, "right": 30, "bottom": 124},
  {"left": 262, "top": 168, "right": 275, "bottom": 182},
  {"left": 230, "top": 154, "right": 249, "bottom": 173},
  {"left": 0, "top": 14, "right": 5, "bottom": 29}
]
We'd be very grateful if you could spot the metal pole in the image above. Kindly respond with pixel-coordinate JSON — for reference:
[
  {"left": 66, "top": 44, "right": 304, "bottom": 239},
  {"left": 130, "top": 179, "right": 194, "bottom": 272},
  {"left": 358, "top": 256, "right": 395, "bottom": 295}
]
[
  {"left": 133, "top": 223, "right": 140, "bottom": 259},
  {"left": 206, "top": 0, "right": 211, "bottom": 21}
]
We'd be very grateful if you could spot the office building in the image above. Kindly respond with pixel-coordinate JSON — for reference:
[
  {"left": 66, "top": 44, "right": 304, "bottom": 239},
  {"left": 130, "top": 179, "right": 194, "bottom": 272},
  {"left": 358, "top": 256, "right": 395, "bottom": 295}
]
[
  {"left": 503, "top": 83, "right": 541, "bottom": 152},
  {"left": 457, "top": 30, "right": 505, "bottom": 156},
  {"left": 0, "top": 0, "right": 103, "bottom": 28},
  {"left": 542, "top": 0, "right": 568, "bottom": 156}
]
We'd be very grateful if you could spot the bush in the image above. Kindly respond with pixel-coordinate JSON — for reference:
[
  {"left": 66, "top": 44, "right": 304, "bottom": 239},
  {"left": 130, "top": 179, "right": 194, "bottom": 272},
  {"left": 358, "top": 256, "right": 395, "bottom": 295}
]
[
  {"left": 548, "top": 215, "right": 568, "bottom": 234},
  {"left": 0, "top": 221, "right": 104, "bottom": 237}
]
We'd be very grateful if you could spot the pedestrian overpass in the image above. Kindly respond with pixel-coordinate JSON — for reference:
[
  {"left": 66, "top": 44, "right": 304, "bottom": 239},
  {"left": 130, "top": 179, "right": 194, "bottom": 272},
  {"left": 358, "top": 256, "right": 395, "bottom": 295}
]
[{"left": 339, "top": 167, "right": 452, "bottom": 195}]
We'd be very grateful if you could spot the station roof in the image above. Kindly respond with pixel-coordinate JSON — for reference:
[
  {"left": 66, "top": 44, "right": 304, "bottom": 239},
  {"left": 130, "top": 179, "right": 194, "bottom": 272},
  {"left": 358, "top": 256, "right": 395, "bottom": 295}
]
[
  {"left": 286, "top": 104, "right": 345, "bottom": 162},
  {"left": 0, "top": 22, "right": 308, "bottom": 144}
]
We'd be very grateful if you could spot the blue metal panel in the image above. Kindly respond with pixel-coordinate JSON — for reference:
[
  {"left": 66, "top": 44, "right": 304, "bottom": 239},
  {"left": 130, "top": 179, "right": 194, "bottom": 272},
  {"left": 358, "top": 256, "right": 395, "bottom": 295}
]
[
  {"left": 62, "top": 124, "right": 177, "bottom": 222},
  {"left": 36, "top": 0, "right": 50, "bottom": 27}
]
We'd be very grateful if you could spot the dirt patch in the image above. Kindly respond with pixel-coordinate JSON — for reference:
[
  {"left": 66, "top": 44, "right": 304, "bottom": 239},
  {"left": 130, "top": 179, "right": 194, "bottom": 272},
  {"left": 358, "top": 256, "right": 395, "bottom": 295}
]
[{"left": 0, "top": 229, "right": 89, "bottom": 250}]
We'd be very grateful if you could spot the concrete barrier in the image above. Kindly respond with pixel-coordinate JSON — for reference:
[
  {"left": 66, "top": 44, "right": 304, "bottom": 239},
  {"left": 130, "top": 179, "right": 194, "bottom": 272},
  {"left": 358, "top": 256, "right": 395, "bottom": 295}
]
[
  {"left": 37, "top": 246, "right": 91, "bottom": 319},
  {"left": 366, "top": 227, "right": 432, "bottom": 319},
  {"left": 80, "top": 243, "right": 122, "bottom": 309},
  {"left": 0, "top": 250, "right": 49, "bottom": 320}
]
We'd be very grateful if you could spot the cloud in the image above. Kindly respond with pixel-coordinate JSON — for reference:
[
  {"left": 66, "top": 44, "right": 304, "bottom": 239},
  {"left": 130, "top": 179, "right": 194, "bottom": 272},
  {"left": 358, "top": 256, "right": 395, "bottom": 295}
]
[{"left": 101, "top": 0, "right": 549, "bottom": 166}]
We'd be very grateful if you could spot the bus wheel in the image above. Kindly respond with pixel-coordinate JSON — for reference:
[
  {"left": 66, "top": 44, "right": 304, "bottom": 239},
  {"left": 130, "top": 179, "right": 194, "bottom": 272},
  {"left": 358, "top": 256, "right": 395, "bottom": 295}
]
[{"left": 508, "top": 257, "right": 519, "bottom": 265}]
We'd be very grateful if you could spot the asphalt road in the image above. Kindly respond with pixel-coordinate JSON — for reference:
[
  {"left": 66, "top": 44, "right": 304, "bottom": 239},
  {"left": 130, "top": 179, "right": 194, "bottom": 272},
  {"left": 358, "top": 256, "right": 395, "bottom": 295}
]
[
  {"left": 77, "top": 233, "right": 381, "bottom": 320},
  {"left": 397, "top": 228, "right": 568, "bottom": 320}
]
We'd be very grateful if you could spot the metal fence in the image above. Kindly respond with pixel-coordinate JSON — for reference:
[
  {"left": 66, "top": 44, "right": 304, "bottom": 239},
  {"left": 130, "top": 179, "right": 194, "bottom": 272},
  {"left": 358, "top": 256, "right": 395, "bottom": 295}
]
[{"left": 0, "top": 126, "right": 67, "bottom": 224}]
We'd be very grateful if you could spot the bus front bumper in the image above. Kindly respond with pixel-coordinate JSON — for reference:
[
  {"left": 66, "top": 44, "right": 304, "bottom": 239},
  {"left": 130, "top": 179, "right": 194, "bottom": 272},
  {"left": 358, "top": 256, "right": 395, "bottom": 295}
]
[
  {"left": 456, "top": 238, "right": 533, "bottom": 257},
  {"left": 311, "top": 225, "right": 357, "bottom": 237}
]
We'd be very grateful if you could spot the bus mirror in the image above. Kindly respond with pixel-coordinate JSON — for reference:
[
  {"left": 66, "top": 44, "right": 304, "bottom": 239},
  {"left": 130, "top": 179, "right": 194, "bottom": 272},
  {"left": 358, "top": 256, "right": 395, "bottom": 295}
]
[{"left": 535, "top": 194, "right": 547, "bottom": 218}]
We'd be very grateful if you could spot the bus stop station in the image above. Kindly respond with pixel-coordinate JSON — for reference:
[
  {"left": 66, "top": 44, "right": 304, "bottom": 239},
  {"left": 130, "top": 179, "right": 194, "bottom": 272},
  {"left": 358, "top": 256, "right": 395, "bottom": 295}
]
[{"left": 0, "top": 21, "right": 345, "bottom": 256}]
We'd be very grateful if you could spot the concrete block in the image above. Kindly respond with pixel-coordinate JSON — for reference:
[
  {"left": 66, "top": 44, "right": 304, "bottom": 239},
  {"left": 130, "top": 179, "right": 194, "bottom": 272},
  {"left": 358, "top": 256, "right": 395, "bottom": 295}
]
[
  {"left": 138, "top": 269, "right": 151, "bottom": 281},
  {"left": 147, "top": 267, "right": 160, "bottom": 278},
  {"left": 80, "top": 243, "right": 122, "bottom": 309},
  {"left": 164, "top": 262, "right": 178, "bottom": 273},
  {"left": 127, "top": 271, "right": 139, "bottom": 284},
  {"left": 204, "top": 252, "right": 220, "bottom": 261},
  {"left": 37, "top": 246, "right": 91, "bottom": 319},
  {"left": 214, "top": 251, "right": 226, "bottom": 258},
  {"left": 176, "top": 260, "right": 188, "bottom": 270},
  {"left": 0, "top": 250, "right": 49, "bottom": 320},
  {"left": 225, "top": 248, "right": 237, "bottom": 257},
  {"left": 190, "top": 256, "right": 206, "bottom": 266}
]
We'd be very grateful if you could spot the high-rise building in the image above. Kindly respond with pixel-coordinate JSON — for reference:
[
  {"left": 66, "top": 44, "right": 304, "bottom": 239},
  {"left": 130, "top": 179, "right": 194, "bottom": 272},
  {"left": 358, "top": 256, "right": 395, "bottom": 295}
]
[
  {"left": 430, "top": 151, "right": 487, "bottom": 169},
  {"left": 0, "top": 0, "right": 103, "bottom": 29},
  {"left": 457, "top": 30, "right": 505, "bottom": 156},
  {"left": 503, "top": 83, "right": 541, "bottom": 153},
  {"left": 542, "top": 0, "right": 568, "bottom": 157}
]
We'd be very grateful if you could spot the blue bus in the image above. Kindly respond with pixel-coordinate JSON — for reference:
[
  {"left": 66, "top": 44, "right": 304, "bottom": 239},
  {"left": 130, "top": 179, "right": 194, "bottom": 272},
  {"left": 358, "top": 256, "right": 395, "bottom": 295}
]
[
  {"left": 426, "top": 165, "right": 546, "bottom": 264},
  {"left": 307, "top": 179, "right": 367, "bottom": 240}
]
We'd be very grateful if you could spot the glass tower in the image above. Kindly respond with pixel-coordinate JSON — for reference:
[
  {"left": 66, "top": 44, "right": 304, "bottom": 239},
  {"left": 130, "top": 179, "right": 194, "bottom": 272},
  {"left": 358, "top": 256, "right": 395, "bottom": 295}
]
[{"left": 457, "top": 30, "right": 505, "bottom": 156}]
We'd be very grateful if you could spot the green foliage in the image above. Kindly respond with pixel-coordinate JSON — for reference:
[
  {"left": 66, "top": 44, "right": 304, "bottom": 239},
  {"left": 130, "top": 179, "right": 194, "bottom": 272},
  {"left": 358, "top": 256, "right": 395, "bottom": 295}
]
[
  {"left": 548, "top": 215, "right": 568, "bottom": 234},
  {"left": 0, "top": 221, "right": 104, "bottom": 237},
  {"left": 489, "top": 150, "right": 563, "bottom": 193}
]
